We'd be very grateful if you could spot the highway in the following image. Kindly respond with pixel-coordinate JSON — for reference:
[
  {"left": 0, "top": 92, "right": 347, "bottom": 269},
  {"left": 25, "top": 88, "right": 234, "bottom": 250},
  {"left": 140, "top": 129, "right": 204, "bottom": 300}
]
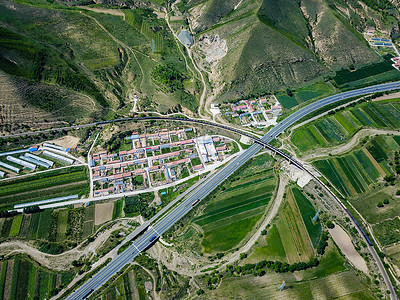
[{"left": 67, "top": 80, "right": 400, "bottom": 300}]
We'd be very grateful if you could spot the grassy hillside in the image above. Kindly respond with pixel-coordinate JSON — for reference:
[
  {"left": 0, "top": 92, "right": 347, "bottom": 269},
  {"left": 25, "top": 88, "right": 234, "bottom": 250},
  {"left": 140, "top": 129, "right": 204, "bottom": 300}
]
[
  {"left": 0, "top": 0, "right": 200, "bottom": 134},
  {"left": 189, "top": 0, "right": 395, "bottom": 102}
]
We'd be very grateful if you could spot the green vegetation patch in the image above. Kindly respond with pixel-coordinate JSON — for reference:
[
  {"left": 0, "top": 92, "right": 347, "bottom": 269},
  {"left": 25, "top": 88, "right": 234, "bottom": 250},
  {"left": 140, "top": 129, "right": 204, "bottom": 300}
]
[
  {"left": 291, "top": 188, "right": 321, "bottom": 247},
  {"left": 9, "top": 214, "right": 23, "bottom": 238},
  {"left": 291, "top": 100, "right": 400, "bottom": 153},
  {"left": 0, "top": 167, "right": 89, "bottom": 210},
  {"left": 373, "top": 217, "right": 400, "bottom": 246},
  {"left": 333, "top": 55, "right": 398, "bottom": 86}
]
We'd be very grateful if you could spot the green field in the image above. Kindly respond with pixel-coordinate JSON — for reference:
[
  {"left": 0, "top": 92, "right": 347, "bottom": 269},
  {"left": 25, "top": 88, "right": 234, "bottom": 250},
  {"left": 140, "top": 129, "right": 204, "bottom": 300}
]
[
  {"left": 193, "top": 155, "right": 277, "bottom": 253},
  {"left": 276, "top": 189, "right": 315, "bottom": 263},
  {"left": 0, "top": 167, "right": 89, "bottom": 210},
  {"left": 247, "top": 224, "right": 287, "bottom": 263},
  {"left": 277, "top": 82, "right": 334, "bottom": 109},
  {"left": 291, "top": 100, "right": 400, "bottom": 153},
  {"left": 312, "top": 135, "right": 398, "bottom": 198},
  {"left": 292, "top": 188, "right": 321, "bottom": 247},
  {"left": 9, "top": 214, "right": 23, "bottom": 238},
  {"left": 333, "top": 55, "right": 400, "bottom": 87},
  {"left": 0, "top": 256, "right": 76, "bottom": 300}
]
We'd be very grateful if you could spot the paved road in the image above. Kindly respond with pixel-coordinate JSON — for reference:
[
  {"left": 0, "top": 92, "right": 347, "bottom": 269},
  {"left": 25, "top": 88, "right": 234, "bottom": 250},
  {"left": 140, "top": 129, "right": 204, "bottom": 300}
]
[{"left": 67, "top": 81, "right": 400, "bottom": 300}]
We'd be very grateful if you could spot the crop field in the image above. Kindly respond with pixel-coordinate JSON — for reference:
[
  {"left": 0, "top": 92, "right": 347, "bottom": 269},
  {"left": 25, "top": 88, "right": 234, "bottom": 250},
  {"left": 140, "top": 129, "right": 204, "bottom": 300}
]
[
  {"left": 291, "top": 100, "right": 400, "bottom": 153},
  {"left": 0, "top": 166, "right": 89, "bottom": 210},
  {"left": 385, "top": 244, "right": 400, "bottom": 273},
  {"left": 8, "top": 214, "right": 23, "bottom": 238},
  {"left": 193, "top": 154, "right": 277, "bottom": 253},
  {"left": 208, "top": 244, "right": 370, "bottom": 300},
  {"left": 276, "top": 188, "right": 315, "bottom": 263},
  {"left": 313, "top": 135, "right": 398, "bottom": 198},
  {"left": 0, "top": 256, "right": 75, "bottom": 300},
  {"left": 291, "top": 188, "right": 321, "bottom": 247},
  {"left": 247, "top": 224, "right": 287, "bottom": 263},
  {"left": 333, "top": 55, "right": 400, "bottom": 89},
  {"left": 277, "top": 82, "right": 334, "bottom": 109}
]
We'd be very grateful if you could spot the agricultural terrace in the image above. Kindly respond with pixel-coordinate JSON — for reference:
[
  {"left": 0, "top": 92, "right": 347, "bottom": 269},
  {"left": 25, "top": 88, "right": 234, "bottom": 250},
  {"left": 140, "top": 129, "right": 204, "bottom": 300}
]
[
  {"left": 312, "top": 135, "right": 399, "bottom": 198},
  {"left": 0, "top": 256, "right": 75, "bottom": 300},
  {"left": 248, "top": 187, "right": 321, "bottom": 264},
  {"left": 0, "top": 166, "right": 89, "bottom": 210},
  {"left": 192, "top": 154, "right": 277, "bottom": 253},
  {"left": 291, "top": 99, "right": 400, "bottom": 153}
]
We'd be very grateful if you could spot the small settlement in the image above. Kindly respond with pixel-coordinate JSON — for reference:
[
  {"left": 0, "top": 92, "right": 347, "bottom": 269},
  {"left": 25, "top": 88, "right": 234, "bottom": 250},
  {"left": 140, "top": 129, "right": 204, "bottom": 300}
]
[
  {"left": 219, "top": 95, "right": 282, "bottom": 127},
  {"left": 90, "top": 127, "right": 237, "bottom": 197}
]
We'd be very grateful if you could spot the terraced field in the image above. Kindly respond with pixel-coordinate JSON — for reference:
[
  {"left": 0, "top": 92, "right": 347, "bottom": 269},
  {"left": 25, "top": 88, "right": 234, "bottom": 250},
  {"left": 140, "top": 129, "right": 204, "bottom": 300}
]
[
  {"left": 312, "top": 135, "right": 398, "bottom": 198},
  {"left": 291, "top": 100, "right": 400, "bottom": 153},
  {"left": 193, "top": 155, "right": 277, "bottom": 253},
  {"left": 0, "top": 257, "right": 75, "bottom": 300}
]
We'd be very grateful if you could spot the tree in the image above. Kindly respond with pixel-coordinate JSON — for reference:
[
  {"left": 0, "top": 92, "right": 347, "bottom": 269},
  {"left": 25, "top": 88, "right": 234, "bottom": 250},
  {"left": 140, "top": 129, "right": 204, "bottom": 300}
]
[
  {"left": 240, "top": 253, "right": 247, "bottom": 260},
  {"left": 383, "top": 199, "right": 389, "bottom": 204},
  {"left": 326, "top": 220, "right": 335, "bottom": 229},
  {"left": 377, "top": 201, "right": 384, "bottom": 208}
]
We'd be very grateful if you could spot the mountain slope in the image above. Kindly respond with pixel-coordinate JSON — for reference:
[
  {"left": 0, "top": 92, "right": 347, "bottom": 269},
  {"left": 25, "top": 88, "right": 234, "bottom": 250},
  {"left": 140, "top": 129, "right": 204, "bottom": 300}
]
[{"left": 190, "top": 0, "right": 396, "bottom": 101}]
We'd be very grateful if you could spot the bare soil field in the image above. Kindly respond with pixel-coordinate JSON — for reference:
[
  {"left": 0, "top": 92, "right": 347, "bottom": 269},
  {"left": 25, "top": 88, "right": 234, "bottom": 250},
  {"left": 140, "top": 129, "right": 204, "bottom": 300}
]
[
  {"left": 48, "top": 135, "right": 81, "bottom": 150},
  {"left": 95, "top": 202, "right": 113, "bottom": 226},
  {"left": 329, "top": 224, "right": 368, "bottom": 274}
]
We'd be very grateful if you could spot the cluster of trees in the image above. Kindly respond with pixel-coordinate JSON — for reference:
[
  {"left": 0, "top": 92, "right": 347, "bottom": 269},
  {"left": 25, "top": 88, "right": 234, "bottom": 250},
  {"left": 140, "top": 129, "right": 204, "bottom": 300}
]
[
  {"left": 0, "top": 211, "right": 19, "bottom": 219},
  {"left": 361, "top": 0, "right": 394, "bottom": 11},
  {"left": 226, "top": 257, "right": 319, "bottom": 276},
  {"left": 316, "top": 231, "right": 329, "bottom": 255},
  {"left": 124, "top": 193, "right": 156, "bottom": 219},
  {"left": 103, "top": 130, "right": 131, "bottom": 152},
  {"left": 204, "top": 271, "right": 222, "bottom": 290},
  {"left": 152, "top": 63, "right": 184, "bottom": 92},
  {"left": 166, "top": 104, "right": 183, "bottom": 114},
  {"left": 39, "top": 241, "right": 64, "bottom": 255},
  {"left": 377, "top": 198, "right": 390, "bottom": 208}
]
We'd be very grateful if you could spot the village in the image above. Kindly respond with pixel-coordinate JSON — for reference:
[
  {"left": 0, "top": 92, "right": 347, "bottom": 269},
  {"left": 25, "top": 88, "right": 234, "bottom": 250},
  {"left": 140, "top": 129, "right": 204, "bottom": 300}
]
[
  {"left": 216, "top": 95, "right": 283, "bottom": 128},
  {"left": 90, "top": 127, "right": 239, "bottom": 197}
]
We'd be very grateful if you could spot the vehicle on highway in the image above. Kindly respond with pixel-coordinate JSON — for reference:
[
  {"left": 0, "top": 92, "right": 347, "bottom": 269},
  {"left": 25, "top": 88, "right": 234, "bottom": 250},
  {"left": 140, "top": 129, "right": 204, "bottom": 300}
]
[
  {"left": 149, "top": 235, "right": 157, "bottom": 243},
  {"left": 81, "top": 289, "right": 94, "bottom": 299},
  {"left": 191, "top": 199, "right": 200, "bottom": 206}
]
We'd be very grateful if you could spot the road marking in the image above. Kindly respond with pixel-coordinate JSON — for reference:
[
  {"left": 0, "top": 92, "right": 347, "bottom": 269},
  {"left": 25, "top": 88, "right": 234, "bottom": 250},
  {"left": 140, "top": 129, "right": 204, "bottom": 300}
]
[
  {"left": 132, "top": 243, "right": 140, "bottom": 252},
  {"left": 152, "top": 226, "right": 161, "bottom": 236}
]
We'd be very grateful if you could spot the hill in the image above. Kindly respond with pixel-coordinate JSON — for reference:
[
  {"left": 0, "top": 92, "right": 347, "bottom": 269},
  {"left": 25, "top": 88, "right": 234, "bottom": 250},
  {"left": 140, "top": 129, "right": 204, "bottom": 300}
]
[
  {"left": 189, "top": 0, "right": 400, "bottom": 101},
  {"left": 0, "top": 0, "right": 200, "bottom": 134}
]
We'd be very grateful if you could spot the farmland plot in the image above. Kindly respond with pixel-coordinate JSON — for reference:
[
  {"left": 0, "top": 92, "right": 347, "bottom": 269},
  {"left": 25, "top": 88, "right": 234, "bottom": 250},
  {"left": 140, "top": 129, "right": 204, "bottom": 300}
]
[
  {"left": 194, "top": 156, "right": 277, "bottom": 252},
  {"left": 291, "top": 100, "right": 400, "bottom": 153}
]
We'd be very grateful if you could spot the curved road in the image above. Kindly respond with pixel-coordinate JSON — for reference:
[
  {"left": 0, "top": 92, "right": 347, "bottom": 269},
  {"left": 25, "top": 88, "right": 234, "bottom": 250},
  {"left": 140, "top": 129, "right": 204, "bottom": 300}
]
[{"left": 64, "top": 81, "right": 400, "bottom": 299}]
